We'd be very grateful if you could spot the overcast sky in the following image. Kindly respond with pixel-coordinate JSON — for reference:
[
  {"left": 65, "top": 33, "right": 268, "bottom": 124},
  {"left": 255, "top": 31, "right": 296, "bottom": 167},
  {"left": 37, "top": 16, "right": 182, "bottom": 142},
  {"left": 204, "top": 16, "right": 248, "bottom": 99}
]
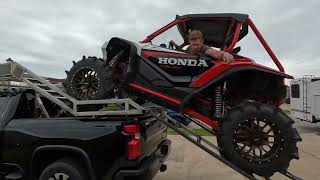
[{"left": 0, "top": 0, "right": 319, "bottom": 81}]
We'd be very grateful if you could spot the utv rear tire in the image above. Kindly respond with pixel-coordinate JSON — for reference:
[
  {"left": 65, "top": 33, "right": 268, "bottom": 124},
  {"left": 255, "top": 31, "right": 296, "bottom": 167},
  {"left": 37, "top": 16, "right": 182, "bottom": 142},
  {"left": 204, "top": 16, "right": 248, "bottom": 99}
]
[
  {"left": 65, "top": 56, "right": 114, "bottom": 100},
  {"left": 39, "top": 158, "right": 88, "bottom": 180},
  {"left": 217, "top": 102, "right": 301, "bottom": 177}
]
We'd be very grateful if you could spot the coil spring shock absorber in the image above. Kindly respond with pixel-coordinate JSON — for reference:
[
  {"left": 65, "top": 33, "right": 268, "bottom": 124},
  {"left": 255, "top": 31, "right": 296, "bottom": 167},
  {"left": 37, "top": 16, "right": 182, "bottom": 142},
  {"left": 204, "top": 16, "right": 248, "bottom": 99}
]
[
  {"left": 214, "top": 84, "right": 224, "bottom": 119},
  {"left": 109, "top": 49, "right": 127, "bottom": 98},
  {"left": 109, "top": 50, "right": 125, "bottom": 68}
]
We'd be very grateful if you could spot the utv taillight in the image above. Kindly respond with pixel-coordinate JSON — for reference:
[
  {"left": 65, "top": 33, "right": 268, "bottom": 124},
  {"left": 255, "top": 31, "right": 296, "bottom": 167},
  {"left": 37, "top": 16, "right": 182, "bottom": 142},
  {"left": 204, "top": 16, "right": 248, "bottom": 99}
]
[{"left": 123, "top": 124, "right": 141, "bottom": 160}]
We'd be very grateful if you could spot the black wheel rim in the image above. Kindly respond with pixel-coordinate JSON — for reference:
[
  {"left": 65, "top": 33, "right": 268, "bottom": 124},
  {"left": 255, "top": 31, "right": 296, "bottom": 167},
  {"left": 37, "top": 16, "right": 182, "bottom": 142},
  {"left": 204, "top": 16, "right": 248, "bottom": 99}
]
[
  {"left": 48, "top": 173, "right": 70, "bottom": 180},
  {"left": 233, "top": 118, "right": 282, "bottom": 163},
  {"left": 72, "top": 68, "right": 99, "bottom": 100}
]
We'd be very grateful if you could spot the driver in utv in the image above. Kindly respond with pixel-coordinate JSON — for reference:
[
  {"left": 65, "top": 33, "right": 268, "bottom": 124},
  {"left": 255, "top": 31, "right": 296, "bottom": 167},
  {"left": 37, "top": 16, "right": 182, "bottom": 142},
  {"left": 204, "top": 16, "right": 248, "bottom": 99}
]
[{"left": 170, "top": 30, "right": 234, "bottom": 63}]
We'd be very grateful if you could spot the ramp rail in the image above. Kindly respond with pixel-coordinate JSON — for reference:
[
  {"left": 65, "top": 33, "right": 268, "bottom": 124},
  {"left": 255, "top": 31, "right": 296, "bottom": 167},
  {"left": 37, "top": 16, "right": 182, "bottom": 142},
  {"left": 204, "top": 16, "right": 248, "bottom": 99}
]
[{"left": 0, "top": 59, "right": 144, "bottom": 117}]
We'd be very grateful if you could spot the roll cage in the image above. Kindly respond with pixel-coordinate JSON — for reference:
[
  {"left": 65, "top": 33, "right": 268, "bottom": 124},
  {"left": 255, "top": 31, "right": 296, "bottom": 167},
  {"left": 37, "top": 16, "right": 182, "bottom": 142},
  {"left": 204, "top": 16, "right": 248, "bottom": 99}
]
[{"left": 140, "top": 13, "right": 285, "bottom": 73}]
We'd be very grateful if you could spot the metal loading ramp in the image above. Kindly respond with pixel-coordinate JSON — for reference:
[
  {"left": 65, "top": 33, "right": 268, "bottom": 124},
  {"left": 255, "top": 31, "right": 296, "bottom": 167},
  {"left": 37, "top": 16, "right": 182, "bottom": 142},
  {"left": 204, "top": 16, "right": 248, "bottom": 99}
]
[{"left": 0, "top": 59, "right": 144, "bottom": 117}]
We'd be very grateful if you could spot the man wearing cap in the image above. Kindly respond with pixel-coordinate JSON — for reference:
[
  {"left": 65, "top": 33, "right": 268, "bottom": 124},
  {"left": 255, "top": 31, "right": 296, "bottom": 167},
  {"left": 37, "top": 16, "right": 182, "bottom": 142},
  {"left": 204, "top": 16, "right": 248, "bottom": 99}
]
[{"left": 170, "top": 30, "right": 234, "bottom": 63}]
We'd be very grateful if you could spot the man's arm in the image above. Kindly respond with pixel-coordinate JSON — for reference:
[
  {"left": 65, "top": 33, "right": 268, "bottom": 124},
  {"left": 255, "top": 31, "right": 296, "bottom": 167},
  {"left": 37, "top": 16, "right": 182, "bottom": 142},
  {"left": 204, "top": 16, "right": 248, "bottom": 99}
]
[{"left": 205, "top": 48, "right": 234, "bottom": 64}]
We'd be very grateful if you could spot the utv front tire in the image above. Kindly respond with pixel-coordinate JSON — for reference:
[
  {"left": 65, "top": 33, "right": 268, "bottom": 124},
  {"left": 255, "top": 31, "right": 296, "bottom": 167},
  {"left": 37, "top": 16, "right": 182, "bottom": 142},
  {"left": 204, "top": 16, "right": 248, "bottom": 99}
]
[
  {"left": 218, "top": 102, "right": 301, "bottom": 177},
  {"left": 65, "top": 56, "right": 114, "bottom": 100}
]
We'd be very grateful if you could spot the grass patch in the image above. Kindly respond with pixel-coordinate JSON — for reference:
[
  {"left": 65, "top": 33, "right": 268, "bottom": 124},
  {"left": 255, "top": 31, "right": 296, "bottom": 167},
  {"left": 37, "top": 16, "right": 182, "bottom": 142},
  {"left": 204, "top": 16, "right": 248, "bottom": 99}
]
[{"left": 167, "top": 128, "right": 214, "bottom": 136}]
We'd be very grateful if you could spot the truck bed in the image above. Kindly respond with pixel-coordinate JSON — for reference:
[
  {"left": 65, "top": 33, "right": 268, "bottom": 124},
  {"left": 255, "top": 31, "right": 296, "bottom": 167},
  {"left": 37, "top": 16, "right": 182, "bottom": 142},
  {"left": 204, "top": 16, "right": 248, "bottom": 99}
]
[{"left": 0, "top": 90, "right": 170, "bottom": 180}]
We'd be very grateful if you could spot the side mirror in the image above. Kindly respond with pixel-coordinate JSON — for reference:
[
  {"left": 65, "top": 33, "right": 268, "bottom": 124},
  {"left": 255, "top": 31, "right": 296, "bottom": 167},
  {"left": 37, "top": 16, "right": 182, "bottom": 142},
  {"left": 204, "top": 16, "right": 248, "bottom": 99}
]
[{"left": 232, "top": 46, "right": 241, "bottom": 54}]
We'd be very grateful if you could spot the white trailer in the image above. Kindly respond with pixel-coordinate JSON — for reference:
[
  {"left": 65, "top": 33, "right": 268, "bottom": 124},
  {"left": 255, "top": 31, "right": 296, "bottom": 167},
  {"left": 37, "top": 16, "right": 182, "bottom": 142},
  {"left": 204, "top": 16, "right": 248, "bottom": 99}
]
[{"left": 290, "top": 75, "right": 320, "bottom": 122}]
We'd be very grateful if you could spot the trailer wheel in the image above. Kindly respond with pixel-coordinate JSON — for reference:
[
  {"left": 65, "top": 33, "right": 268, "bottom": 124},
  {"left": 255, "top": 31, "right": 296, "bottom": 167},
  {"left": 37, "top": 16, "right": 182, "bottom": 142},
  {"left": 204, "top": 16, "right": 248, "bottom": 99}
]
[
  {"left": 39, "top": 158, "right": 88, "bottom": 180},
  {"left": 217, "top": 102, "right": 301, "bottom": 177},
  {"left": 65, "top": 56, "right": 114, "bottom": 100}
]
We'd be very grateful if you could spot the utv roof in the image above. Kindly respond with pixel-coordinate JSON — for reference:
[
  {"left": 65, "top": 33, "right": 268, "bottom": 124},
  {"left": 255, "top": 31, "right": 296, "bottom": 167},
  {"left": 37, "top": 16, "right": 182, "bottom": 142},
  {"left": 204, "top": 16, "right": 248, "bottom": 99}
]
[{"left": 176, "top": 13, "right": 249, "bottom": 22}]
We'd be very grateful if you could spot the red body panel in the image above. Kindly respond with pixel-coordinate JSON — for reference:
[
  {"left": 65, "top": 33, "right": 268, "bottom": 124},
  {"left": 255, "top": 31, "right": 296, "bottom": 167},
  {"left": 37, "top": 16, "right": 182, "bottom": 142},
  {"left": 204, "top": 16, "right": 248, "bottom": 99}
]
[{"left": 190, "top": 59, "right": 293, "bottom": 88}]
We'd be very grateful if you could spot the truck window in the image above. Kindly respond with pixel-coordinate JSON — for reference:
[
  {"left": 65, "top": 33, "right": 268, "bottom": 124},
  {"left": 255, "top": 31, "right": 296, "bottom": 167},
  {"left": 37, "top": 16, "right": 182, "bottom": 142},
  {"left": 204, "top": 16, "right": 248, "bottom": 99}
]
[
  {"left": 13, "top": 92, "right": 35, "bottom": 119},
  {"left": 0, "top": 96, "right": 11, "bottom": 117},
  {"left": 0, "top": 92, "right": 26, "bottom": 124},
  {"left": 291, "top": 84, "right": 300, "bottom": 98}
]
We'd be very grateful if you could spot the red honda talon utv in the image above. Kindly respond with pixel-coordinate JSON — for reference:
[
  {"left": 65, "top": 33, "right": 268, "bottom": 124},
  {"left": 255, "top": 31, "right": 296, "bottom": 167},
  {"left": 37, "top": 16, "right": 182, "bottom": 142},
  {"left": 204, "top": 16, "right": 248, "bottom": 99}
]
[{"left": 64, "top": 14, "right": 301, "bottom": 177}]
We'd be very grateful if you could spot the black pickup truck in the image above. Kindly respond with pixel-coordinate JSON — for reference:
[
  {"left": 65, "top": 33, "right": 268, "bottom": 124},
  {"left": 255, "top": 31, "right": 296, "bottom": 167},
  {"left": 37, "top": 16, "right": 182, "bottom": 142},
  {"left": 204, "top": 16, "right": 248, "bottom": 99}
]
[{"left": 0, "top": 90, "right": 171, "bottom": 180}]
